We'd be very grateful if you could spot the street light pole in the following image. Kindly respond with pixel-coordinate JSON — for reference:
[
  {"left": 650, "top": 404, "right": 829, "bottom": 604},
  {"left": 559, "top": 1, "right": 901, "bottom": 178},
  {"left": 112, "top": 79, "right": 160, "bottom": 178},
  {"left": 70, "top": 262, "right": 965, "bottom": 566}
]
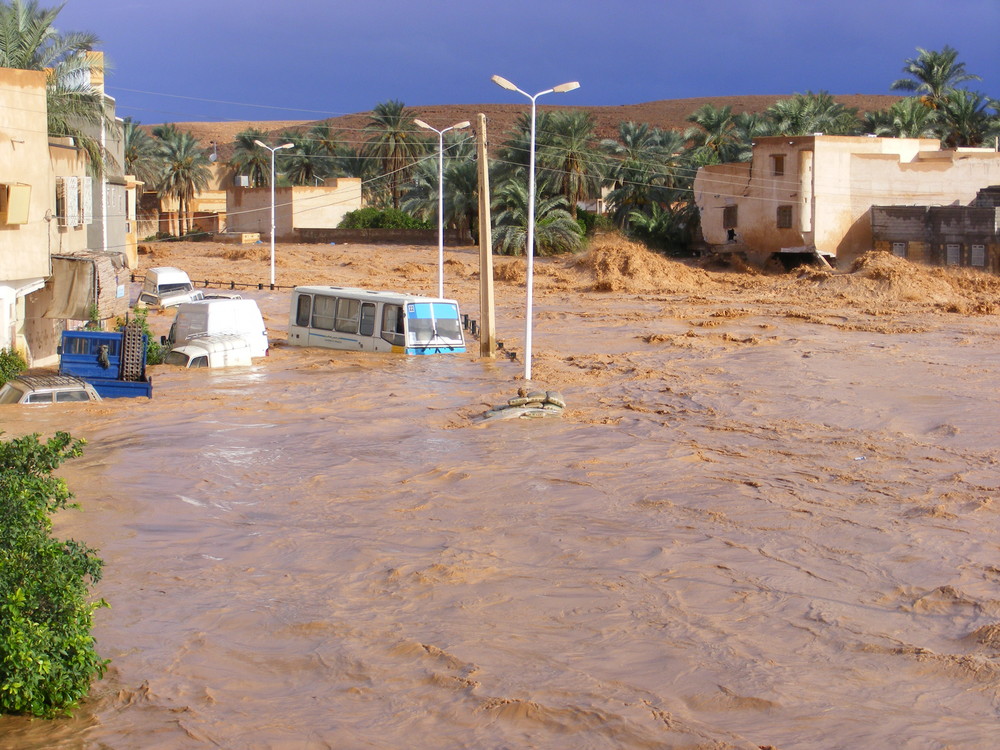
[
  {"left": 253, "top": 139, "right": 294, "bottom": 287},
  {"left": 414, "top": 119, "right": 470, "bottom": 299},
  {"left": 491, "top": 75, "right": 579, "bottom": 381}
]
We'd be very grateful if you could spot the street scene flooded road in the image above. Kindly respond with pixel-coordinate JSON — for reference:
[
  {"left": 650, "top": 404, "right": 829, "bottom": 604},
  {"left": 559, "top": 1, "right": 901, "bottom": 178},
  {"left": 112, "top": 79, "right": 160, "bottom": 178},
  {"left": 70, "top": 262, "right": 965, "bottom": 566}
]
[{"left": 2, "top": 238, "right": 999, "bottom": 749}]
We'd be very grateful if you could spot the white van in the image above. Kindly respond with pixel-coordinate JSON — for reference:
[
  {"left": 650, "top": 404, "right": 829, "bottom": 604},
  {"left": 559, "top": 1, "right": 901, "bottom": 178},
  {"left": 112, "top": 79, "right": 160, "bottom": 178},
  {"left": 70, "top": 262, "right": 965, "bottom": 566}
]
[
  {"left": 138, "top": 267, "right": 204, "bottom": 308},
  {"left": 167, "top": 299, "right": 269, "bottom": 357},
  {"left": 163, "top": 334, "right": 254, "bottom": 369}
]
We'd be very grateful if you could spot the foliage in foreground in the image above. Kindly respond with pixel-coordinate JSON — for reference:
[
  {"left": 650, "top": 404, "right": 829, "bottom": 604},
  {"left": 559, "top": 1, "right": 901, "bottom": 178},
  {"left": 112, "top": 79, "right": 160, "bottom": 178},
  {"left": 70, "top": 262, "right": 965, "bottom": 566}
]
[
  {"left": 0, "top": 432, "right": 107, "bottom": 717},
  {"left": 0, "top": 348, "right": 27, "bottom": 386},
  {"left": 338, "top": 207, "right": 432, "bottom": 230}
]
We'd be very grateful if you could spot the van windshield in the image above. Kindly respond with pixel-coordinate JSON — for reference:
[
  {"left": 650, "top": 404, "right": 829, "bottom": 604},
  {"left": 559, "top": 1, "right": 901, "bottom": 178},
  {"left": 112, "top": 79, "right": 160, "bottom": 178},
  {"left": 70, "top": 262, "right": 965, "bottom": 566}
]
[
  {"left": 164, "top": 350, "right": 192, "bottom": 367},
  {"left": 405, "top": 303, "right": 464, "bottom": 348}
]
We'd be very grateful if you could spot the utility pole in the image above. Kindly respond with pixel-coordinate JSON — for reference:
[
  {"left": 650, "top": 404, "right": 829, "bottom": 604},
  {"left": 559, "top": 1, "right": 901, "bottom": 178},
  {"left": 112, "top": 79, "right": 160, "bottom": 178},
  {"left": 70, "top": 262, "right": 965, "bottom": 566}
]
[{"left": 476, "top": 113, "right": 496, "bottom": 358}]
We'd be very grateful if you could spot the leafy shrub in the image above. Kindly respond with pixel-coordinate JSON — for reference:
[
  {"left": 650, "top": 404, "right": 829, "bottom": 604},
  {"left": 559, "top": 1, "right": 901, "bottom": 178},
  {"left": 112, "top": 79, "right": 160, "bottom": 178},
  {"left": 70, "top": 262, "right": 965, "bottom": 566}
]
[
  {"left": 0, "top": 349, "right": 27, "bottom": 387},
  {"left": 115, "top": 308, "right": 164, "bottom": 365},
  {"left": 338, "top": 207, "right": 431, "bottom": 230},
  {"left": 0, "top": 432, "right": 108, "bottom": 717},
  {"left": 576, "top": 208, "right": 614, "bottom": 235}
]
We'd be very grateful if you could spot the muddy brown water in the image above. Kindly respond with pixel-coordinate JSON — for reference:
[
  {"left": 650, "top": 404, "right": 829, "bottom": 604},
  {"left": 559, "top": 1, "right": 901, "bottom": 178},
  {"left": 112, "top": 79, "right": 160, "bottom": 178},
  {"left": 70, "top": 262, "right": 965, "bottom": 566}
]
[{"left": 1, "top": 240, "right": 999, "bottom": 749}]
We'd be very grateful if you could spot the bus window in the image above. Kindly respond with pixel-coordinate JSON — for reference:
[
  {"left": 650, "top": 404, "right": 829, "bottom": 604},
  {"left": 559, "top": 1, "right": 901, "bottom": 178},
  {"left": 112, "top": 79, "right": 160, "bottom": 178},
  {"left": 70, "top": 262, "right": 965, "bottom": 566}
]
[
  {"left": 336, "top": 298, "right": 361, "bottom": 333},
  {"left": 312, "top": 295, "right": 336, "bottom": 330},
  {"left": 359, "top": 302, "right": 376, "bottom": 337},
  {"left": 295, "top": 294, "right": 312, "bottom": 327},
  {"left": 406, "top": 302, "right": 464, "bottom": 347},
  {"left": 381, "top": 304, "right": 404, "bottom": 346}
]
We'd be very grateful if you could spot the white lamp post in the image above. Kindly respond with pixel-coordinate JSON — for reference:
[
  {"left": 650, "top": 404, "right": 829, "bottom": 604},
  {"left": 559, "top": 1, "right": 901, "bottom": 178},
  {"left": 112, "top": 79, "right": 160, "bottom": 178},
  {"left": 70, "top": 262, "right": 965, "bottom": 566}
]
[
  {"left": 254, "top": 139, "right": 294, "bottom": 287},
  {"left": 491, "top": 75, "right": 579, "bottom": 381},
  {"left": 414, "top": 118, "right": 471, "bottom": 299}
]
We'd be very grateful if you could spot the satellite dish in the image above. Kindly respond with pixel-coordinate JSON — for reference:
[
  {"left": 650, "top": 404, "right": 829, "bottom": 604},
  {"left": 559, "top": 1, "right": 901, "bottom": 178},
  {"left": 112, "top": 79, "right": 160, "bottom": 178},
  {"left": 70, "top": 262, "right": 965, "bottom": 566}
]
[{"left": 209, "top": 153, "right": 218, "bottom": 163}]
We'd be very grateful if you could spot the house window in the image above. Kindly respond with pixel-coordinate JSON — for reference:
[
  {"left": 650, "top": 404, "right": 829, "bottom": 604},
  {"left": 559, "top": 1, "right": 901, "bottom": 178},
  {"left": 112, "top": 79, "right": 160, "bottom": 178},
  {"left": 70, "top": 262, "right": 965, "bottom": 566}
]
[
  {"left": 771, "top": 154, "right": 784, "bottom": 176},
  {"left": 891, "top": 242, "right": 907, "bottom": 258},
  {"left": 722, "top": 205, "right": 737, "bottom": 229},
  {"left": 971, "top": 244, "right": 986, "bottom": 267},
  {"left": 776, "top": 205, "right": 793, "bottom": 229},
  {"left": 945, "top": 243, "right": 961, "bottom": 266}
]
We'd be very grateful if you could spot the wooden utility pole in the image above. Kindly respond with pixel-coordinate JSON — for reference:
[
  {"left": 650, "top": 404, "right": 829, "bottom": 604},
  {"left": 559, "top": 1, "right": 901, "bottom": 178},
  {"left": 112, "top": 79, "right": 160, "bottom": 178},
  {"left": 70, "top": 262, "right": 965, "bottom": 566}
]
[{"left": 476, "top": 113, "right": 496, "bottom": 358}]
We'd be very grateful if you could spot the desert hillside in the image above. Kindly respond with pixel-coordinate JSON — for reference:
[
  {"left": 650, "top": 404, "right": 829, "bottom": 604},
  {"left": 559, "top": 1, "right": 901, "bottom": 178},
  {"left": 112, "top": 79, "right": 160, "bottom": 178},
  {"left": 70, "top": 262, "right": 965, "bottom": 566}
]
[{"left": 160, "top": 94, "right": 901, "bottom": 156}]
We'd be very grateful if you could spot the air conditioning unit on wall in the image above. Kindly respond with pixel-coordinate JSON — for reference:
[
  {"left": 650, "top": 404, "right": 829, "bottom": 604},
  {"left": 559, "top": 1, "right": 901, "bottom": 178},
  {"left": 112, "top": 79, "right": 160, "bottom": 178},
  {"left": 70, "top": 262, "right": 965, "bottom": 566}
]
[{"left": 234, "top": 175, "right": 249, "bottom": 187}]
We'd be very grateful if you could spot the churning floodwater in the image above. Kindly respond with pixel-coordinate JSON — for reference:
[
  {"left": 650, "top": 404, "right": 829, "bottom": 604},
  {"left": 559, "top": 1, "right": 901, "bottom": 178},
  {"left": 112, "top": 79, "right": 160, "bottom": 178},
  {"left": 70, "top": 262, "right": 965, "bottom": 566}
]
[{"left": 2, "top": 240, "right": 1000, "bottom": 749}]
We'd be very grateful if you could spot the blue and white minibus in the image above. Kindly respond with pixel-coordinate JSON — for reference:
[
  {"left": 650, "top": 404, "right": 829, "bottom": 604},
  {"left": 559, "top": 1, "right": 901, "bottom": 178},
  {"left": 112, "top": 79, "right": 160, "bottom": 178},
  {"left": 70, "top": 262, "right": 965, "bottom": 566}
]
[{"left": 287, "top": 286, "right": 466, "bottom": 354}]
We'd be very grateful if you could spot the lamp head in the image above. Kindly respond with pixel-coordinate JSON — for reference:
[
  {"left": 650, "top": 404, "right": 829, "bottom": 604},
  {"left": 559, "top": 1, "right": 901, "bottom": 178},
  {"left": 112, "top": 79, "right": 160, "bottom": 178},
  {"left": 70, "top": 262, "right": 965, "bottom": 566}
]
[
  {"left": 253, "top": 139, "right": 267, "bottom": 148},
  {"left": 414, "top": 119, "right": 432, "bottom": 131},
  {"left": 278, "top": 143, "right": 294, "bottom": 150},
  {"left": 491, "top": 74, "right": 518, "bottom": 91},
  {"left": 454, "top": 121, "right": 471, "bottom": 130},
  {"left": 553, "top": 81, "right": 580, "bottom": 93}
]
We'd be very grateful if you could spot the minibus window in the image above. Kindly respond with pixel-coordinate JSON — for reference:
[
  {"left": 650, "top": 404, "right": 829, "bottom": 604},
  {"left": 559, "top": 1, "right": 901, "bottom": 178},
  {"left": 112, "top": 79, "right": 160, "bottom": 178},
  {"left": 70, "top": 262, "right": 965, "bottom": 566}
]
[
  {"left": 336, "top": 298, "right": 361, "bottom": 333},
  {"left": 381, "top": 305, "right": 404, "bottom": 346},
  {"left": 359, "top": 302, "right": 376, "bottom": 337},
  {"left": 312, "top": 295, "right": 336, "bottom": 330},
  {"left": 295, "top": 295, "right": 312, "bottom": 327},
  {"left": 406, "top": 302, "right": 464, "bottom": 347}
]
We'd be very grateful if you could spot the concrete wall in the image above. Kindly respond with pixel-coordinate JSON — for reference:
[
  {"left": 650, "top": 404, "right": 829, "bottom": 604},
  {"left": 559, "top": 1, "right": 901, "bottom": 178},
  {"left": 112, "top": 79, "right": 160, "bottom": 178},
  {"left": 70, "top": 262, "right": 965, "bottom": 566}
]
[
  {"left": 694, "top": 135, "right": 1000, "bottom": 268},
  {"left": 225, "top": 179, "right": 363, "bottom": 240}
]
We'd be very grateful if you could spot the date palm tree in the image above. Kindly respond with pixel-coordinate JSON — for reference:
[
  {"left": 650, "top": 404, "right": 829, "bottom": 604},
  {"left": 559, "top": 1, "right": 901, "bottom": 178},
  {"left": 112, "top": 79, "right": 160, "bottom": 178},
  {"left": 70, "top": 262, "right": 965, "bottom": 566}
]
[
  {"left": 536, "top": 110, "right": 603, "bottom": 219},
  {"left": 157, "top": 128, "right": 211, "bottom": 236},
  {"left": 228, "top": 128, "right": 272, "bottom": 187},
  {"left": 279, "top": 130, "right": 330, "bottom": 186},
  {"left": 862, "top": 97, "right": 941, "bottom": 138},
  {"left": 402, "top": 132, "right": 478, "bottom": 241},
  {"left": 891, "top": 46, "right": 981, "bottom": 109},
  {"left": 764, "top": 91, "right": 861, "bottom": 136},
  {"left": 683, "top": 104, "right": 745, "bottom": 165},
  {"left": 0, "top": 0, "right": 114, "bottom": 173},
  {"left": 362, "top": 99, "right": 429, "bottom": 209},
  {"left": 122, "top": 117, "right": 161, "bottom": 187},
  {"left": 491, "top": 178, "right": 583, "bottom": 256},
  {"left": 601, "top": 122, "right": 685, "bottom": 228},
  {"left": 938, "top": 89, "right": 997, "bottom": 148}
]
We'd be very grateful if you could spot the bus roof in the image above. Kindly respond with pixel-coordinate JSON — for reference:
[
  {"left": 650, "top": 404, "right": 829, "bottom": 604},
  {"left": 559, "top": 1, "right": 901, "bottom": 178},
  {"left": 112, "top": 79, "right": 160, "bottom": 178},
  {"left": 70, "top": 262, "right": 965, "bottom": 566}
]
[{"left": 292, "top": 286, "right": 460, "bottom": 305}]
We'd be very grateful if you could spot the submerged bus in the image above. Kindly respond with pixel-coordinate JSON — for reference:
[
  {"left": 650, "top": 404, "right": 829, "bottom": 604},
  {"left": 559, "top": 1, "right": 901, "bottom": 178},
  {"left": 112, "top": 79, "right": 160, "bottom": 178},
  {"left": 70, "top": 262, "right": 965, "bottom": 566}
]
[{"left": 287, "top": 286, "right": 466, "bottom": 354}]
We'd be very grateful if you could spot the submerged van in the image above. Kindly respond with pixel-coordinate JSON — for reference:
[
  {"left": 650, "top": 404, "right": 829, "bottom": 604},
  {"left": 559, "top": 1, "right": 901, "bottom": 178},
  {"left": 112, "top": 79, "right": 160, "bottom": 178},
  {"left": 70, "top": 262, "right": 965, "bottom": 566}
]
[
  {"left": 167, "top": 299, "right": 269, "bottom": 357},
  {"left": 288, "top": 286, "right": 465, "bottom": 354},
  {"left": 163, "top": 334, "right": 254, "bottom": 369},
  {"left": 138, "top": 266, "right": 203, "bottom": 308}
]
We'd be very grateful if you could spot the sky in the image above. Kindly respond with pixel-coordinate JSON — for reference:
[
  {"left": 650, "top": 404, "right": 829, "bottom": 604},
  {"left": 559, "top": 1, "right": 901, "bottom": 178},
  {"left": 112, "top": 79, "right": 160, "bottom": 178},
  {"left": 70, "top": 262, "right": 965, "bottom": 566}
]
[{"left": 53, "top": 0, "right": 1000, "bottom": 126}]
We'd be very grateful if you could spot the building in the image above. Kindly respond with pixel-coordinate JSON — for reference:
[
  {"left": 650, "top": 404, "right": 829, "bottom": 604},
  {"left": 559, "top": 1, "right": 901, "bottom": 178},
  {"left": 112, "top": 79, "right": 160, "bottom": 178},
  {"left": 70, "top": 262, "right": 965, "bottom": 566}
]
[
  {"left": 693, "top": 135, "right": 1000, "bottom": 269},
  {"left": 0, "top": 57, "right": 135, "bottom": 367},
  {"left": 225, "top": 180, "right": 363, "bottom": 241},
  {"left": 871, "top": 187, "right": 1000, "bottom": 273}
]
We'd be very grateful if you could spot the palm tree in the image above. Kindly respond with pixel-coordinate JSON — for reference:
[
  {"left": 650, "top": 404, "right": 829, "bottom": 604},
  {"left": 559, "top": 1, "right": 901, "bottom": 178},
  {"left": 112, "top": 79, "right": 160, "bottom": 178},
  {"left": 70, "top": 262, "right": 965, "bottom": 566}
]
[
  {"left": 402, "top": 131, "right": 477, "bottom": 240},
  {"left": 683, "top": 104, "right": 745, "bottom": 165},
  {"left": 938, "top": 89, "right": 997, "bottom": 148},
  {"left": 491, "top": 178, "right": 583, "bottom": 256},
  {"left": 600, "top": 122, "right": 685, "bottom": 228},
  {"left": 362, "top": 100, "right": 429, "bottom": 209},
  {"left": 157, "top": 129, "right": 211, "bottom": 236},
  {"left": 228, "top": 128, "right": 272, "bottom": 187},
  {"left": 279, "top": 130, "right": 330, "bottom": 186},
  {"left": 891, "top": 46, "right": 981, "bottom": 109},
  {"left": 122, "top": 117, "right": 161, "bottom": 186},
  {"left": 764, "top": 91, "right": 861, "bottom": 136},
  {"left": 862, "top": 97, "right": 941, "bottom": 138},
  {"left": 536, "top": 110, "right": 603, "bottom": 219},
  {"left": 0, "top": 0, "right": 114, "bottom": 173}
]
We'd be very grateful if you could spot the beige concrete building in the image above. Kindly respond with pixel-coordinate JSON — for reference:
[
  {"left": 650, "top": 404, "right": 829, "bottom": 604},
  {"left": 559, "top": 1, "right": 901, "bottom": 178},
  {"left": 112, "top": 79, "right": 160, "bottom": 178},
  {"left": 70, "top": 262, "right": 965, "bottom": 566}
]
[
  {"left": 0, "top": 57, "right": 134, "bottom": 366},
  {"left": 693, "top": 135, "right": 1000, "bottom": 268},
  {"left": 225, "top": 179, "right": 363, "bottom": 241}
]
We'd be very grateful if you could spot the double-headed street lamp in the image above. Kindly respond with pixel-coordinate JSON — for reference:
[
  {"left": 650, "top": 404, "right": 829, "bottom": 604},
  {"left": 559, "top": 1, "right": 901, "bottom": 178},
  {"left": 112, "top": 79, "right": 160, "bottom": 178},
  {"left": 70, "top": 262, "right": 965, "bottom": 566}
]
[
  {"left": 253, "top": 139, "right": 294, "bottom": 287},
  {"left": 491, "top": 75, "right": 579, "bottom": 381},
  {"left": 414, "top": 118, "right": 470, "bottom": 299}
]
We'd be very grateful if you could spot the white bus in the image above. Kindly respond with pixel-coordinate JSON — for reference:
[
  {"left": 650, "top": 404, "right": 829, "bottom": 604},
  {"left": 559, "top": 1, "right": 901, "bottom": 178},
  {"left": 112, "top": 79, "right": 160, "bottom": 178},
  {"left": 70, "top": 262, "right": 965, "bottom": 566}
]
[{"left": 287, "top": 286, "right": 466, "bottom": 355}]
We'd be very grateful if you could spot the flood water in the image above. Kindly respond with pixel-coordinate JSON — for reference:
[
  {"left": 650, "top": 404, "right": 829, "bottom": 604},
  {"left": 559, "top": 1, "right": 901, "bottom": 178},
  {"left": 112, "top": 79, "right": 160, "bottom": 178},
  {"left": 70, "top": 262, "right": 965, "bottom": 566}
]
[{"left": 2, "top": 242, "right": 999, "bottom": 749}]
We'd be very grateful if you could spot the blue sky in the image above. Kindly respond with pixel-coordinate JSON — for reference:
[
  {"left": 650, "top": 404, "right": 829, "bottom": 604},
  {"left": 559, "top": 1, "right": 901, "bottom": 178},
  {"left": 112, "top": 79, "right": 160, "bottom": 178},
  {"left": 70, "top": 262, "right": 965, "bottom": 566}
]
[{"left": 54, "top": 0, "right": 1000, "bottom": 125}]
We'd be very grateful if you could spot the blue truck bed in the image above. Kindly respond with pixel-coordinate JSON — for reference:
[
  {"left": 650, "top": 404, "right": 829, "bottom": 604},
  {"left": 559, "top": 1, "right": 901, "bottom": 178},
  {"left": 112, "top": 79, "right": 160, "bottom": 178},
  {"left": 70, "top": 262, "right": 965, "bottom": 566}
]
[{"left": 59, "top": 330, "right": 153, "bottom": 399}]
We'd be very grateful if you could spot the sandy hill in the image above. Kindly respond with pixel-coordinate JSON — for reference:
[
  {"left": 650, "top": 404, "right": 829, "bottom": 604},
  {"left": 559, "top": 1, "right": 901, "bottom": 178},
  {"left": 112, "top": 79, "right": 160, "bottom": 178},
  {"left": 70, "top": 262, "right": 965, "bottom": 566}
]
[{"left": 162, "top": 94, "right": 900, "bottom": 155}]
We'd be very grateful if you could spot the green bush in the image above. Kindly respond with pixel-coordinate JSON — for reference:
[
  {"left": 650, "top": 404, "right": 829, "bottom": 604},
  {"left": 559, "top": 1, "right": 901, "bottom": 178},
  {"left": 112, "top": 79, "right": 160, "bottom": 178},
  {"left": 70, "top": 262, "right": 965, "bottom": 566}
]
[
  {"left": 0, "top": 432, "right": 108, "bottom": 717},
  {"left": 576, "top": 208, "right": 614, "bottom": 235},
  {"left": 0, "top": 349, "right": 27, "bottom": 387},
  {"left": 115, "top": 308, "right": 164, "bottom": 365},
  {"left": 338, "top": 207, "right": 431, "bottom": 230}
]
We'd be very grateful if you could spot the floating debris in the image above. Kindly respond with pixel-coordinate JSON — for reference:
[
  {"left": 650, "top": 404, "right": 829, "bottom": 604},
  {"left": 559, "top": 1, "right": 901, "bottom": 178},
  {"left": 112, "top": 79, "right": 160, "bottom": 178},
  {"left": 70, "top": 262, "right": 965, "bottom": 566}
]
[{"left": 478, "top": 388, "right": 566, "bottom": 421}]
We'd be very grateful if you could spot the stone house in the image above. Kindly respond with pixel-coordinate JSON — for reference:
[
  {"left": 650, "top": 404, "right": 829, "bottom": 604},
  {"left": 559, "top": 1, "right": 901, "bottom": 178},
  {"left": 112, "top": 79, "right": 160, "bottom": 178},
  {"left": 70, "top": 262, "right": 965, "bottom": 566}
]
[
  {"left": 693, "top": 135, "right": 1000, "bottom": 269},
  {"left": 871, "top": 187, "right": 1000, "bottom": 273},
  {"left": 225, "top": 179, "right": 363, "bottom": 241}
]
